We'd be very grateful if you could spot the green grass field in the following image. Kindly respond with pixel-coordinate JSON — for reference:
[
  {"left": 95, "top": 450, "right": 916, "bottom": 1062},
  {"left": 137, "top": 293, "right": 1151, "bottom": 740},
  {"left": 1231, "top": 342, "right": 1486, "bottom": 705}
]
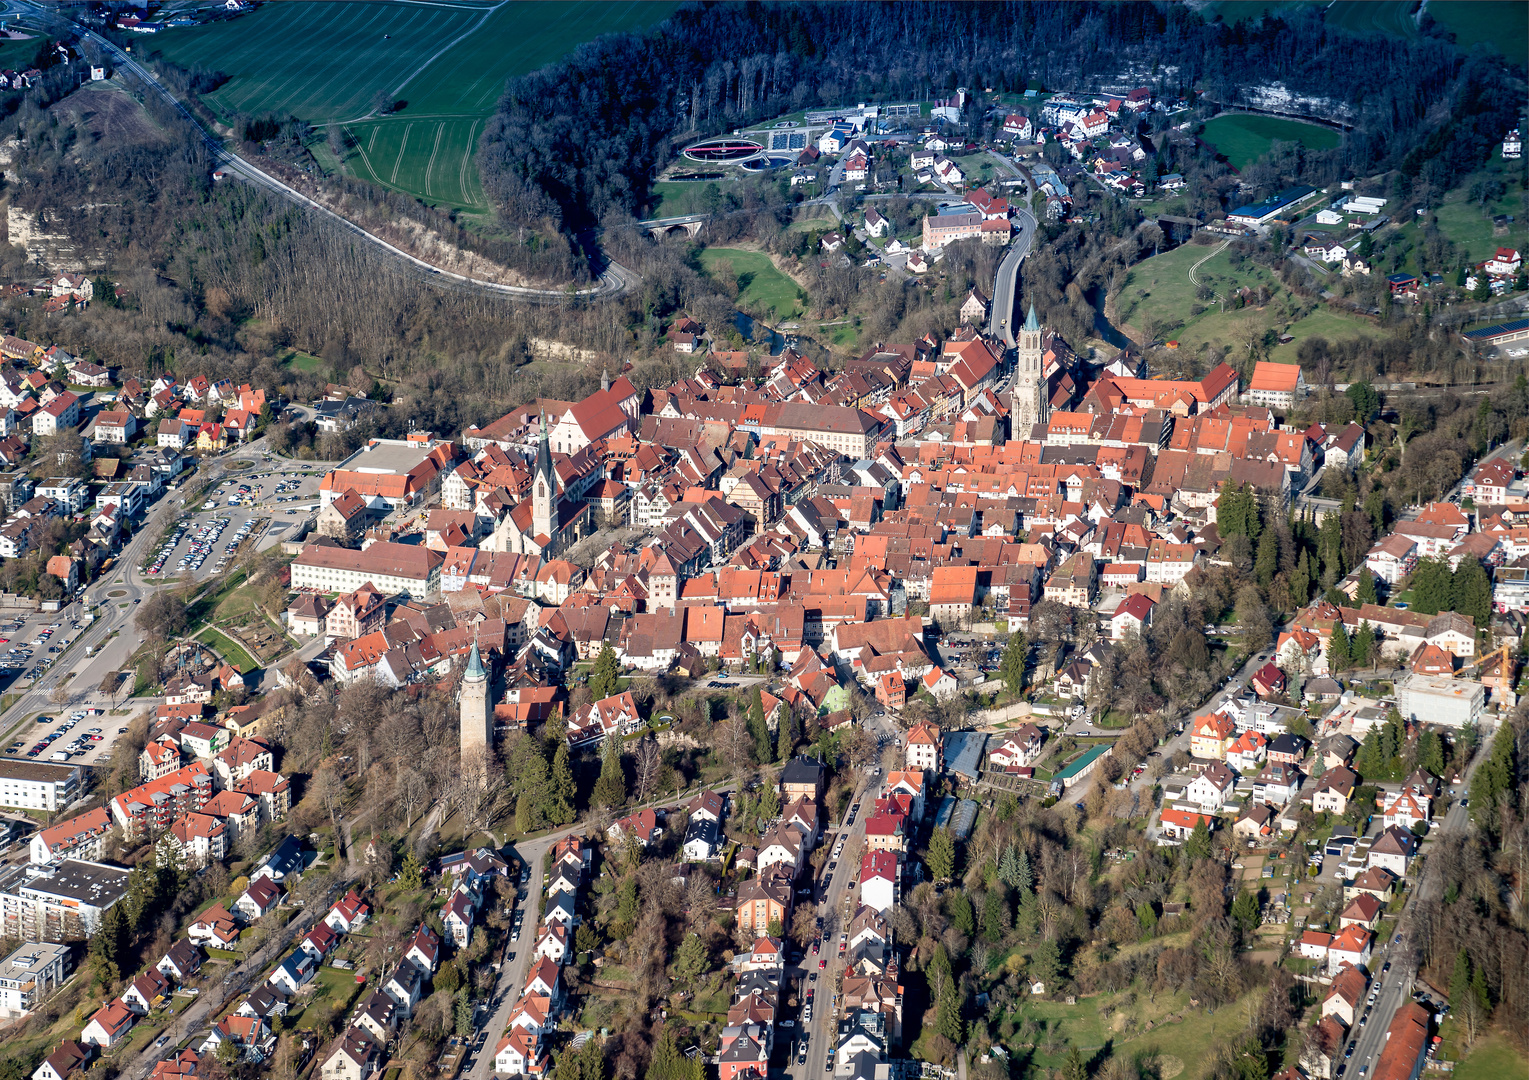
[
  {"left": 1117, "top": 243, "right": 1278, "bottom": 329},
  {"left": 151, "top": 1, "right": 676, "bottom": 210},
  {"left": 1452, "top": 1034, "right": 1529, "bottom": 1080},
  {"left": 280, "top": 349, "right": 326, "bottom": 373},
  {"left": 1325, "top": 0, "right": 1418, "bottom": 36},
  {"left": 645, "top": 181, "right": 732, "bottom": 220},
  {"left": 1429, "top": 0, "right": 1528, "bottom": 60},
  {"left": 1202, "top": 114, "right": 1341, "bottom": 171},
  {"left": 1390, "top": 175, "right": 1527, "bottom": 272},
  {"left": 345, "top": 117, "right": 487, "bottom": 208},
  {"left": 1209, "top": 0, "right": 1318, "bottom": 25},
  {"left": 0, "top": 38, "right": 40, "bottom": 71},
  {"left": 196, "top": 627, "right": 258, "bottom": 674},
  {"left": 1117, "top": 242, "right": 1380, "bottom": 360},
  {"left": 699, "top": 248, "right": 804, "bottom": 320},
  {"left": 1264, "top": 306, "right": 1380, "bottom": 363}
]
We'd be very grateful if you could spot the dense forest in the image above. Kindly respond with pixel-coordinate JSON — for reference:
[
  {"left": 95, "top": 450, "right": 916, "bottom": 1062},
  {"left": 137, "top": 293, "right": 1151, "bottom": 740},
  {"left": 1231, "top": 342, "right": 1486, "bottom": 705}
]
[{"left": 480, "top": 1, "right": 1521, "bottom": 232}]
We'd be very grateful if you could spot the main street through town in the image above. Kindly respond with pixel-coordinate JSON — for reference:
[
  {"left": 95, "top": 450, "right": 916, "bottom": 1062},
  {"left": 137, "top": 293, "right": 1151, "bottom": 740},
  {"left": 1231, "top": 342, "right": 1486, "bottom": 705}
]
[
  {"left": 792, "top": 764, "right": 879, "bottom": 1080},
  {"left": 1339, "top": 743, "right": 1486, "bottom": 1078}
]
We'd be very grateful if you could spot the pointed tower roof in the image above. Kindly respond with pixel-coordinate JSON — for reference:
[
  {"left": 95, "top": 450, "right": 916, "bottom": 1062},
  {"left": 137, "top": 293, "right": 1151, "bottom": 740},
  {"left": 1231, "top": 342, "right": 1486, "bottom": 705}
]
[
  {"left": 650, "top": 551, "right": 678, "bottom": 578},
  {"left": 464, "top": 641, "right": 486, "bottom": 681},
  {"left": 1022, "top": 303, "right": 1040, "bottom": 332},
  {"left": 534, "top": 410, "right": 554, "bottom": 487},
  {"left": 601, "top": 368, "right": 610, "bottom": 392}
]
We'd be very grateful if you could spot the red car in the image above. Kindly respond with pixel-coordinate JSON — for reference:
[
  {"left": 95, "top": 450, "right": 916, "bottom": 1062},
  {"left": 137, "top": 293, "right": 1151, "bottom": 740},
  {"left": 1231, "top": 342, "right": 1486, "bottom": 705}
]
[{"left": 819, "top": 958, "right": 826, "bottom": 970}]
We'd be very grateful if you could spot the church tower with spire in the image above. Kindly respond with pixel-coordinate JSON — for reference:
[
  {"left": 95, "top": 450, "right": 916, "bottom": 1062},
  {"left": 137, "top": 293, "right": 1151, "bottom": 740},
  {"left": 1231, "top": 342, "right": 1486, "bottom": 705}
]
[
  {"left": 532, "top": 411, "right": 556, "bottom": 543},
  {"left": 1012, "top": 302, "right": 1049, "bottom": 435},
  {"left": 459, "top": 640, "right": 491, "bottom": 756}
]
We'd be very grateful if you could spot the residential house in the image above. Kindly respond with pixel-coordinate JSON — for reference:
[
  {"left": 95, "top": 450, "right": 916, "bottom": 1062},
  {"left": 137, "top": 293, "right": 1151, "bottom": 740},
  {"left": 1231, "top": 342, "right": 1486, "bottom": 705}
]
[
  {"left": 1367, "top": 826, "right": 1418, "bottom": 878},
  {"left": 1311, "top": 767, "right": 1357, "bottom": 815},
  {"left": 904, "top": 722, "right": 942, "bottom": 771},
  {"left": 1185, "top": 762, "right": 1236, "bottom": 810},
  {"left": 319, "top": 1028, "right": 382, "bottom": 1080},
  {"left": 81, "top": 1001, "right": 135, "bottom": 1049}
]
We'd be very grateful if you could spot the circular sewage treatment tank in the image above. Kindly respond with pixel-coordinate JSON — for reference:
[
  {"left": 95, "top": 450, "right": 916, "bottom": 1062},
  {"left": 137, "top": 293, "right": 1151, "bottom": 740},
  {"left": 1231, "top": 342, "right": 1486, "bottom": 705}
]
[
  {"left": 741, "top": 155, "right": 794, "bottom": 171},
  {"left": 683, "top": 138, "right": 765, "bottom": 162}
]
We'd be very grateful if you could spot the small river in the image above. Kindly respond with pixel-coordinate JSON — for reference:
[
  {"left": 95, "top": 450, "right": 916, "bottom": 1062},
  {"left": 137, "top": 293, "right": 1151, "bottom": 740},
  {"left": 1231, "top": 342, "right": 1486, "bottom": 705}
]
[{"left": 1085, "top": 285, "right": 1135, "bottom": 350}]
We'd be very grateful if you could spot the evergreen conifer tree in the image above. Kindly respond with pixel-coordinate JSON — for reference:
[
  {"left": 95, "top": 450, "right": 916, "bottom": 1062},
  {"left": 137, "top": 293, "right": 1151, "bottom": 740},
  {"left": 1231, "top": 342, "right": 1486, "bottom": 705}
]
[
  {"left": 593, "top": 738, "right": 626, "bottom": 809},
  {"left": 547, "top": 742, "right": 577, "bottom": 825}
]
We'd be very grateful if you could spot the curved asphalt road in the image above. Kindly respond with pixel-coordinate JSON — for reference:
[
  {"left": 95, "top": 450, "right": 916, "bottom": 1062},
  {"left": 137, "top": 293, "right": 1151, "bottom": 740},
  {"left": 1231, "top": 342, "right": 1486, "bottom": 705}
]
[
  {"left": 17, "top": 3, "right": 637, "bottom": 305},
  {"left": 988, "top": 207, "right": 1039, "bottom": 347}
]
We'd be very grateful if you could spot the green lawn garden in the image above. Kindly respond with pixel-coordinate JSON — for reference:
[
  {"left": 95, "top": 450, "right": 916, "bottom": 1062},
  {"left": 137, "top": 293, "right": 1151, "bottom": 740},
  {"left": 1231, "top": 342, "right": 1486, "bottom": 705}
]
[{"left": 195, "top": 627, "right": 258, "bottom": 674}]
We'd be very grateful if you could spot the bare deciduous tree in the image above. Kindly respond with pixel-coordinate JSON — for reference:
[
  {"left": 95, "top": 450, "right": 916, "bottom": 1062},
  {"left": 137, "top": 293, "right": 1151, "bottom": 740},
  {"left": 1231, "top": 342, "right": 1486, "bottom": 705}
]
[
  {"left": 395, "top": 768, "right": 430, "bottom": 830},
  {"left": 456, "top": 746, "right": 507, "bottom": 837},
  {"left": 720, "top": 710, "right": 753, "bottom": 778},
  {"left": 632, "top": 735, "right": 661, "bottom": 804}
]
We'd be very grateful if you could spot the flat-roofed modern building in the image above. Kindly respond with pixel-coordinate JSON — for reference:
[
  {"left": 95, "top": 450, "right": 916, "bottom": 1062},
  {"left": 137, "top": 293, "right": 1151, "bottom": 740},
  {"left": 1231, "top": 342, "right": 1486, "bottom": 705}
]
[
  {"left": 1395, "top": 673, "right": 1484, "bottom": 729},
  {"left": 0, "top": 860, "right": 130, "bottom": 942},
  {"left": 0, "top": 760, "right": 85, "bottom": 812},
  {"left": 0, "top": 940, "right": 70, "bottom": 1017}
]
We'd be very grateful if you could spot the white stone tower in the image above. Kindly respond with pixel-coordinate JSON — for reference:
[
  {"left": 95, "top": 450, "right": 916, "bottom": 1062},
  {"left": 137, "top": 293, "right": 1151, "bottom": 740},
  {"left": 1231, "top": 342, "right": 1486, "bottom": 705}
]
[
  {"left": 459, "top": 640, "right": 491, "bottom": 756},
  {"left": 1012, "top": 302, "right": 1048, "bottom": 435}
]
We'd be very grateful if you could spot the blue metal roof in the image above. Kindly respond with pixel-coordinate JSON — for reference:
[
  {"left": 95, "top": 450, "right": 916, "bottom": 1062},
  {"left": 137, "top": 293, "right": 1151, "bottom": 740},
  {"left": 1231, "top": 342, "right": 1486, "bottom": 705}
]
[{"left": 1462, "top": 317, "right": 1529, "bottom": 341}]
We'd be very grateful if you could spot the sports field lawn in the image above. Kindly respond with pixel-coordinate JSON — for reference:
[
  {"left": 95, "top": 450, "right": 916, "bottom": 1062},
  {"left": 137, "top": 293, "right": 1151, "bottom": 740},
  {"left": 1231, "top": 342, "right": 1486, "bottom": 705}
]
[
  {"left": 151, "top": 1, "right": 675, "bottom": 210},
  {"left": 1429, "top": 0, "right": 1528, "bottom": 60},
  {"left": 699, "top": 248, "right": 804, "bottom": 320},
  {"left": 1202, "top": 114, "right": 1341, "bottom": 172}
]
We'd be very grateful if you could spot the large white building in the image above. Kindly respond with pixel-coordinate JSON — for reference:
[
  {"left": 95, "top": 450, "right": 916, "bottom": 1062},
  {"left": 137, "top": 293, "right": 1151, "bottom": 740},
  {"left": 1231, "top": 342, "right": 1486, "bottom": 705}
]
[
  {"left": 0, "top": 760, "right": 85, "bottom": 813},
  {"left": 0, "top": 860, "right": 130, "bottom": 942},
  {"left": 0, "top": 941, "right": 70, "bottom": 1017},
  {"left": 1395, "top": 673, "right": 1484, "bottom": 729},
  {"left": 290, "top": 542, "right": 443, "bottom": 601}
]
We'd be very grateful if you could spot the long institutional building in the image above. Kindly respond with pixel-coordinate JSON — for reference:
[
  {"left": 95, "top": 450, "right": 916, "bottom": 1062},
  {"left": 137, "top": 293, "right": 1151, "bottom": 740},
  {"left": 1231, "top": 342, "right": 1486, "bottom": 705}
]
[
  {"left": 0, "top": 760, "right": 86, "bottom": 813},
  {"left": 290, "top": 541, "right": 444, "bottom": 600},
  {"left": 0, "top": 859, "right": 129, "bottom": 941}
]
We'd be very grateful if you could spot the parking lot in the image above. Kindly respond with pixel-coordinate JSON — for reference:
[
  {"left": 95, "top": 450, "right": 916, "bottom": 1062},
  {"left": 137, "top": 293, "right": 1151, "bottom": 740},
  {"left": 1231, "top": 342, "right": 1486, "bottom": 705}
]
[
  {"left": 3, "top": 708, "right": 128, "bottom": 768},
  {"left": 0, "top": 609, "right": 87, "bottom": 685},
  {"left": 145, "top": 462, "right": 323, "bottom": 582},
  {"left": 933, "top": 634, "right": 1002, "bottom": 678}
]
